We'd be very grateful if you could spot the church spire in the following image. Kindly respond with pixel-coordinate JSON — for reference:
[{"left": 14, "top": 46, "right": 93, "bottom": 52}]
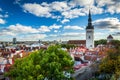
[
  {"left": 86, "top": 9, "right": 94, "bottom": 29},
  {"left": 88, "top": 9, "right": 92, "bottom": 24}
]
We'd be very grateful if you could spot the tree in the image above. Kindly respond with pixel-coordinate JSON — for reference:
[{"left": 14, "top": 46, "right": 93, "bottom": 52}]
[
  {"left": 99, "top": 48, "right": 120, "bottom": 79},
  {"left": 5, "top": 45, "right": 74, "bottom": 80},
  {"left": 89, "top": 40, "right": 120, "bottom": 80},
  {"left": 111, "top": 40, "right": 120, "bottom": 49},
  {"left": 61, "top": 44, "right": 75, "bottom": 49},
  {"left": 95, "top": 39, "right": 107, "bottom": 46}
]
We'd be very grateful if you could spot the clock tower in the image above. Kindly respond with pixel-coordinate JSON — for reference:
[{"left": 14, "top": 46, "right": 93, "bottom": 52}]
[{"left": 86, "top": 10, "right": 94, "bottom": 49}]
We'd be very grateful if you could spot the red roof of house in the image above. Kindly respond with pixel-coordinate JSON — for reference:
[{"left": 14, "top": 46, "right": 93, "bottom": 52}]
[
  {"left": 84, "top": 55, "right": 97, "bottom": 61},
  {"left": 85, "top": 51, "right": 97, "bottom": 55},
  {"left": 68, "top": 40, "right": 86, "bottom": 44},
  {"left": 73, "top": 54, "right": 82, "bottom": 57}
]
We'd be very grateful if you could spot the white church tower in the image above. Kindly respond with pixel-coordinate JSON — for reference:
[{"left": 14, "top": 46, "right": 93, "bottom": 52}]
[{"left": 86, "top": 10, "right": 94, "bottom": 49}]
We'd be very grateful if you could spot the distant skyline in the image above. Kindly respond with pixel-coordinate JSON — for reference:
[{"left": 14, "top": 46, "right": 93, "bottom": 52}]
[{"left": 0, "top": 0, "right": 120, "bottom": 41}]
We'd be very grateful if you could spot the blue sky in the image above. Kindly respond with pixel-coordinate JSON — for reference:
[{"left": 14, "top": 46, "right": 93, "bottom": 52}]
[{"left": 0, "top": 0, "right": 120, "bottom": 41}]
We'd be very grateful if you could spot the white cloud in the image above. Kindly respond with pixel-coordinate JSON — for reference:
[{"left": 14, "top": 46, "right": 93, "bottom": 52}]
[
  {"left": 58, "top": 32, "right": 86, "bottom": 40},
  {"left": 64, "top": 25, "right": 84, "bottom": 30},
  {"left": 21, "top": 1, "right": 89, "bottom": 19},
  {"left": 0, "top": 18, "right": 5, "bottom": 24},
  {"left": 54, "top": 30, "right": 58, "bottom": 33},
  {"left": 22, "top": 2, "right": 69, "bottom": 19},
  {"left": 0, "top": 24, "right": 63, "bottom": 38},
  {"left": 61, "top": 5, "right": 103, "bottom": 19},
  {"left": 39, "top": 24, "right": 62, "bottom": 33},
  {"left": 21, "top": 0, "right": 119, "bottom": 23},
  {"left": 21, "top": 34, "right": 47, "bottom": 40},
  {"left": 49, "top": 34, "right": 57, "bottom": 37},
  {"left": 50, "top": 1, "right": 69, "bottom": 12},
  {"left": 61, "top": 19, "right": 70, "bottom": 24},
  {"left": 70, "top": 0, "right": 94, "bottom": 7},
  {"left": 22, "top": 0, "right": 106, "bottom": 22},
  {"left": 96, "top": 0, "right": 112, "bottom": 7},
  {"left": 62, "top": 8, "right": 86, "bottom": 19},
  {"left": 0, "top": 24, "right": 49, "bottom": 40},
  {"left": 94, "top": 32, "right": 108, "bottom": 40},
  {"left": 107, "top": 3, "right": 120, "bottom": 14},
  {"left": 93, "top": 17, "right": 120, "bottom": 30},
  {"left": 90, "top": 6, "right": 103, "bottom": 14},
  {"left": 61, "top": 32, "right": 84, "bottom": 37},
  {"left": 0, "top": 7, "right": 9, "bottom": 24},
  {"left": 23, "top": 3, "right": 52, "bottom": 18},
  {"left": 96, "top": 0, "right": 120, "bottom": 14},
  {"left": 8, "top": 23, "right": 39, "bottom": 33},
  {"left": 39, "top": 25, "right": 50, "bottom": 32},
  {"left": 0, "top": 31, "right": 15, "bottom": 36},
  {"left": 49, "top": 24, "right": 62, "bottom": 29},
  {"left": 0, "top": 24, "right": 50, "bottom": 36}
]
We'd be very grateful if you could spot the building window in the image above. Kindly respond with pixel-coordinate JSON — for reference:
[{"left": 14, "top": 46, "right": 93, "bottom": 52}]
[
  {"left": 88, "top": 36, "right": 90, "bottom": 39},
  {"left": 90, "top": 45, "right": 92, "bottom": 47}
]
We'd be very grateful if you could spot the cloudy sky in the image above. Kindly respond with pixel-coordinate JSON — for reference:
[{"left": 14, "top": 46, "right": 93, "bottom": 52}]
[{"left": 0, "top": 0, "right": 120, "bottom": 41}]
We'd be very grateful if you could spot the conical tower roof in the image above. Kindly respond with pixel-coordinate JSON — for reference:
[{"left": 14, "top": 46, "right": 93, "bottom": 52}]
[{"left": 86, "top": 10, "right": 94, "bottom": 29}]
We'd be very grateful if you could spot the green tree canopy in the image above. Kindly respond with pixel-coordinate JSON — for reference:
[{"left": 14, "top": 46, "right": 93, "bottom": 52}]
[
  {"left": 111, "top": 40, "right": 120, "bottom": 49},
  {"left": 5, "top": 45, "right": 74, "bottom": 80},
  {"left": 95, "top": 39, "right": 107, "bottom": 46},
  {"left": 61, "top": 44, "right": 75, "bottom": 49},
  {"left": 99, "top": 47, "right": 120, "bottom": 79}
]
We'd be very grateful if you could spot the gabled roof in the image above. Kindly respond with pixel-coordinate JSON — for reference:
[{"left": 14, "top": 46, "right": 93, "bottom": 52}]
[{"left": 107, "top": 35, "right": 113, "bottom": 39}]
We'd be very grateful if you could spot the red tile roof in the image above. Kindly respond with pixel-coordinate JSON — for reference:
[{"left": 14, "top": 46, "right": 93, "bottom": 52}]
[
  {"left": 68, "top": 40, "right": 86, "bottom": 44},
  {"left": 84, "top": 55, "right": 97, "bottom": 61}
]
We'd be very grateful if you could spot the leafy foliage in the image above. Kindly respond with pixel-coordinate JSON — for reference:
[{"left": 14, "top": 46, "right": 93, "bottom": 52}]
[
  {"left": 61, "top": 44, "right": 75, "bottom": 49},
  {"left": 95, "top": 39, "right": 107, "bottom": 46},
  {"left": 99, "top": 46, "right": 120, "bottom": 79},
  {"left": 5, "top": 45, "right": 74, "bottom": 80},
  {"left": 111, "top": 40, "right": 120, "bottom": 49}
]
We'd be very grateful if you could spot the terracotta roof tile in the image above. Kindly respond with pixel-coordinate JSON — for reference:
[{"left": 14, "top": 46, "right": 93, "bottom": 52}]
[{"left": 68, "top": 40, "right": 86, "bottom": 44}]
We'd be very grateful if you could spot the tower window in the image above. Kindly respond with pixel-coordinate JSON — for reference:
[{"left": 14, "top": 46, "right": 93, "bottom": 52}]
[
  {"left": 88, "top": 36, "right": 90, "bottom": 39},
  {"left": 90, "top": 45, "right": 92, "bottom": 47}
]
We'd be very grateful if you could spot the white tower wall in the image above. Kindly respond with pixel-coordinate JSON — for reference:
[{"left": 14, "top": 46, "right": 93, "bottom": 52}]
[{"left": 86, "top": 29, "right": 94, "bottom": 49}]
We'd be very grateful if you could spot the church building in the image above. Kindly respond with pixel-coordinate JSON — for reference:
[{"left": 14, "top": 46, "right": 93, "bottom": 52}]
[
  {"left": 68, "top": 10, "right": 94, "bottom": 49},
  {"left": 86, "top": 10, "right": 94, "bottom": 49}
]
